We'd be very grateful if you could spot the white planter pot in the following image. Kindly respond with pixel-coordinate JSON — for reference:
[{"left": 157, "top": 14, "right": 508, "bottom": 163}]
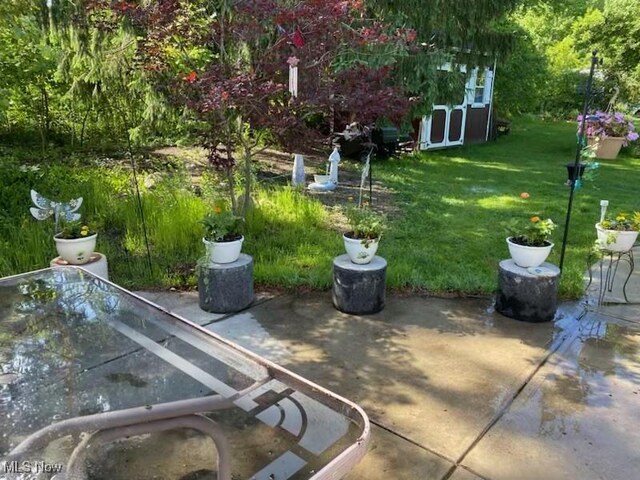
[
  {"left": 595, "top": 224, "right": 638, "bottom": 252},
  {"left": 343, "top": 234, "right": 380, "bottom": 264},
  {"left": 54, "top": 233, "right": 97, "bottom": 265},
  {"left": 506, "top": 237, "right": 553, "bottom": 268},
  {"left": 203, "top": 236, "right": 244, "bottom": 264}
]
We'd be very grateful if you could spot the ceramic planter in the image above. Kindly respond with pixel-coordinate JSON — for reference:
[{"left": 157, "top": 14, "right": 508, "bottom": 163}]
[
  {"left": 595, "top": 224, "right": 638, "bottom": 252},
  {"left": 203, "top": 236, "right": 244, "bottom": 264},
  {"left": 343, "top": 234, "right": 379, "bottom": 264},
  {"left": 588, "top": 136, "right": 626, "bottom": 160},
  {"left": 506, "top": 237, "right": 553, "bottom": 268},
  {"left": 54, "top": 233, "right": 97, "bottom": 265}
]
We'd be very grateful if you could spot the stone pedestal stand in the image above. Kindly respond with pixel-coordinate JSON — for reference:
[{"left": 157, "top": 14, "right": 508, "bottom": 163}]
[
  {"left": 50, "top": 253, "right": 109, "bottom": 280},
  {"left": 496, "top": 260, "right": 560, "bottom": 323},
  {"left": 198, "top": 254, "right": 254, "bottom": 314},
  {"left": 332, "top": 255, "right": 386, "bottom": 315}
]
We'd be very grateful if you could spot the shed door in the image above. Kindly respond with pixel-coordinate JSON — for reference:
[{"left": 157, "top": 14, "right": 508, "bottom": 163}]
[{"left": 420, "top": 103, "right": 467, "bottom": 149}]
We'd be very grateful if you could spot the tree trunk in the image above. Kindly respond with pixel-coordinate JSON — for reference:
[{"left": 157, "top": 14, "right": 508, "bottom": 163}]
[
  {"left": 80, "top": 103, "right": 92, "bottom": 147},
  {"left": 240, "top": 145, "right": 253, "bottom": 217},
  {"left": 39, "top": 84, "right": 49, "bottom": 160}
]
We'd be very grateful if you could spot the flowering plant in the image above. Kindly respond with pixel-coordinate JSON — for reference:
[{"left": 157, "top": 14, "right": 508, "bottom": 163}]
[
  {"left": 345, "top": 206, "right": 387, "bottom": 245},
  {"left": 577, "top": 111, "right": 639, "bottom": 146},
  {"left": 55, "top": 222, "right": 96, "bottom": 240},
  {"left": 599, "top": 212, "right": 640, "bottom": 231},
  {"left": 201, "top": 208, "right": 243, "bottom": 242},
  {"left": 507, "top": 216, "right": 556, "bottom": 247}
]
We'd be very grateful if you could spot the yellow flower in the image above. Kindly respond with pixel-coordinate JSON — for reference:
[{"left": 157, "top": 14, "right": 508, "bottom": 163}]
[
  {"left": 214, "top": 207, "right": 222, "bottom": 214},
  {"left": 81, "top": 225, "right": 89, "bottom": 230},
  {"left": 80, "top": 230, "right": 88, "bottom": 236},
  {"left": 616, "top": 215, "right": 626, "bottom": 222},
  {"left": 531, "top": 216, "right": 540, "bottom": 223}
]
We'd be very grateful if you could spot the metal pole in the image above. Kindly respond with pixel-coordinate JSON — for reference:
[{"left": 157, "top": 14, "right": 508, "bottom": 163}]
[{"left": 559, "top": 50, "right": 599, "bottom": 272}]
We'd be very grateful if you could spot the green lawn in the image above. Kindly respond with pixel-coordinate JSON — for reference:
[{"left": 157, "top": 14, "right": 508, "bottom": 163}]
[
  {"left": 1, "top": 117, "right": 638, "bottom": 297},
  {"left": 376, "top": 117, "right": 640, "bottom": 297}
]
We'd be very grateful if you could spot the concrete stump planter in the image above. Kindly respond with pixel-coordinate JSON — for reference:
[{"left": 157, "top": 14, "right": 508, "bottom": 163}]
[
  {"left": 198, "top": 253, "right": 254, "bottom": 313},
  {"left": 333, "top": 254, "right": 386, "bottom": 315},
  {"left": 496, "top": 260, "right": 560, "bottom": 323}
]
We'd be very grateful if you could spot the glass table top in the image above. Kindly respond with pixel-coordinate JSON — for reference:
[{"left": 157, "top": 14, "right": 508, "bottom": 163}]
[{"left": 0, "top": 268, "right": 369, "bottom": 480}]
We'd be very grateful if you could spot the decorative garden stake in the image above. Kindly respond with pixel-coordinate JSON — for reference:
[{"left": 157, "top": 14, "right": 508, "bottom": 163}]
[
  {"left": 29, "top": 190, "right": 82, "bottom": 234},
  {"left": 559, "top": 50, "right": 600, "bottom": 272},
  {"left": 600, "top": 200, "right": 609, "bottom": 223}
]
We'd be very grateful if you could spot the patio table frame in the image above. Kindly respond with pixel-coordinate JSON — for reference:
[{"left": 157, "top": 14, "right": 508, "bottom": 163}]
[{"left": 0, "top": 267, "right": 370, "bottom": 480}]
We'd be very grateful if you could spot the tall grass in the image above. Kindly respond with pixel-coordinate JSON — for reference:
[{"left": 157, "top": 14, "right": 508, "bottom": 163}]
[
  {"left": 0, "top": 161, "right": 207, "bottom": 288},
  {"left": 2, "top": 117, "right": 639, "bottom": 297}
]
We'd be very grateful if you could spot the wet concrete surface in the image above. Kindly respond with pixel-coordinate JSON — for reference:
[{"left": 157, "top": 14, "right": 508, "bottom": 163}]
[{"left": 136, "top": 276, "right": 640, "bottom": 480}]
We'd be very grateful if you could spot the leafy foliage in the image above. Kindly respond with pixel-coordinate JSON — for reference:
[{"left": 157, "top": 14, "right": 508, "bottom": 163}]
[
  {"left": 201, "top": 208, "right": 243, "bottom": 242},
  {"left": 345, "top": 206, "right": 387, "bottom": 241},
  {"left": 600, "top": 212, "right": 640, "bottom": 232},
  {"left": 56, "top": 221, "right": 96, "bottom": 239},
  {"left": 507, "top": 216, "right": 556, "bottom": 247}
]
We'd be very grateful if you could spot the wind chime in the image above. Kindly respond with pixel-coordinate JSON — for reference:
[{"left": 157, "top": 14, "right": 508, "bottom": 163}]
[
  {"left": 277, "top": 24, "right": 305, "bottom": 98},
  {"left": 279, "top": 24, "right": 307, "bottom": 185}
]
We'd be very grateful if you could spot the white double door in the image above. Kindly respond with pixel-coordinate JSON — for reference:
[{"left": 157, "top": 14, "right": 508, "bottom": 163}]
[{"left": 420, "top": 102, "right": 468, "bottom": 149}]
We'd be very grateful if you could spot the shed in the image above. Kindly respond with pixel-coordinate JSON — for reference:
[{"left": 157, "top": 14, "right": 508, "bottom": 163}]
[{"left": 418, "top": 62, "right": 496, "bottom": 150}]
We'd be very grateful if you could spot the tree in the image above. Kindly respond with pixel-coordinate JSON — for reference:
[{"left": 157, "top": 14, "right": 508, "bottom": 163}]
[
  {"left": 584, "top": 0, "right": 640, "bottom": 103},
  {"left": 92, "top": 0, "right": 411, "bottom": 215},
  {"left": 367, "top": 0, "right": 524, "bottom": 114}
]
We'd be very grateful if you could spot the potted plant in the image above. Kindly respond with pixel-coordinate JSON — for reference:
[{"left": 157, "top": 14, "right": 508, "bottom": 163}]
[
  {"left": 343, "top": 206, "right": 386, "bottom": 264},
  {"left": 54, "top": 222, "right": 98, "bottom": 265},
  {"left": 506, "top": 216, "right": 556, "bottom": 268},
  {"left": 201, "top": 207, "right": 244, "bottom": 264},
  {"left": 578, "top": 111, "right": 639, "bottom": 159},
  {"left": 596, "top": 212, "right": 640, "bottom": 252}
]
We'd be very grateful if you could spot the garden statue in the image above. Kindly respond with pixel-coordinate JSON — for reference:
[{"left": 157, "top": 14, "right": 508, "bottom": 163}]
[{"left": 308, "top": 148, "right": 341, "bottom": 192}]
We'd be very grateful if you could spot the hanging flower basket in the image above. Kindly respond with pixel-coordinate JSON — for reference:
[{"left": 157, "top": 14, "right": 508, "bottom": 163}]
[{"left": 587, "top": 136, "right": 626, "bottom": 160}]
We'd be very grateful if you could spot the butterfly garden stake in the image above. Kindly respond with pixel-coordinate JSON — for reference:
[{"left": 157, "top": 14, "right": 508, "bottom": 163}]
[{"left": 29, "top": 190, "right": 83, "bottom": 234}]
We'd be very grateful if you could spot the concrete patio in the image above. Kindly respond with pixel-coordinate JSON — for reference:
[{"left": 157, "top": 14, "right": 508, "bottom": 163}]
[{"left": 138, "top": 259, "right": 640, "bottom": 480}]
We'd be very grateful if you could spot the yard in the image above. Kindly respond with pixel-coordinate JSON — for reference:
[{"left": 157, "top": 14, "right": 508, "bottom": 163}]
[{"left": 1, "top": 117, "right": 638, "bottom": 298}]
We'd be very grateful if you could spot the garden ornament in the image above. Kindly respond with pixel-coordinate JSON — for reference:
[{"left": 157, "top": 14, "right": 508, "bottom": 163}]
[
  {"left": 29, "top": 190, "right": 82, "bottom": 234},
  {"left": 292, "top": 153, "right": 305, "bottom": 186},
  {"left": 328, "top": 147, "right": 341, "bottom": 184},
  {"left": 308, "top": 148, "right": 341, "bottom": 192},
  {"left": 600, "top": 200, "right": 609, "bottom": 224},
  {"left": 358, "top": 148, "right": 373, "bottom": 208},
  {"left": 288, "top": 56, "right": 299, "bottom": 98}
]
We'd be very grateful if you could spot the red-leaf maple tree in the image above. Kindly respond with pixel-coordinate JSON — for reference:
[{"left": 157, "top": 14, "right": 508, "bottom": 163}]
[{"left": 90, "top": 0, "right": 413, "bottom": 214}]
